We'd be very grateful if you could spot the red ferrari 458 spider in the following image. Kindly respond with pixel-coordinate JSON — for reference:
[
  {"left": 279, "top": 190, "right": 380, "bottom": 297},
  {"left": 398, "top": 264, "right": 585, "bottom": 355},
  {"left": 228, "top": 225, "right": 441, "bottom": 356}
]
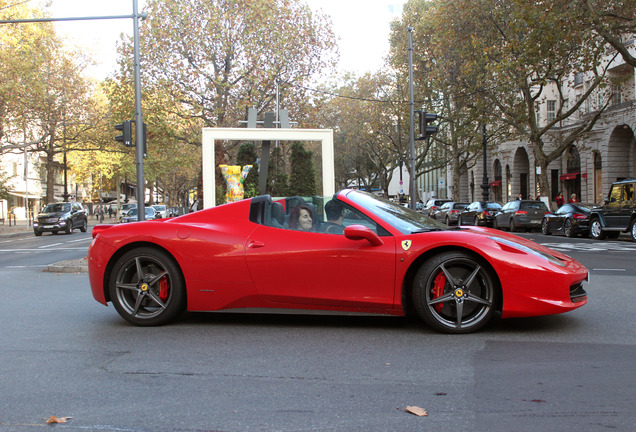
[{"left": 88, "top": 189, "right": 588, "bottom": 333}]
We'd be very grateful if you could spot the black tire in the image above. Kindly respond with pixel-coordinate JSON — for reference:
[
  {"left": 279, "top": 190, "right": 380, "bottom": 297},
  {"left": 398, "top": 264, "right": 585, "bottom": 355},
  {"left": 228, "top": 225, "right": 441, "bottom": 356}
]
[
  {"left": 493, "top": 218, "right": 499, "bottom": 230},
  {"left": 510, "top": 219, "right": 517, "bottom": 232},
  {"left": 457, "top": 216, "right": 463, "bottom": 226},
  {"left": 109, "top": 247, "right": 186, "bottom": 326},
  {"left": 34, "top": 230, "right": 42, "bottom": 237},
  {"left": 589, "top": 218, "right": 606, "bottom": 240},
  {"left": 541, "top": 219, "right": 551, "bottom": 235},
  {"left": 412, "top": 251, "right": 498, "bottom": 334},
  {"left": 65, "top": 222, "right": 72, "bottom": 234},
  {"left": 631, "top": 220, "right": 636, "bottom": 242},
  {"left": 80, "top": 218, "right": 88, "bottom": 232},
  {"left": 564, "top": 219, "right": 575, "bottom": 238}
]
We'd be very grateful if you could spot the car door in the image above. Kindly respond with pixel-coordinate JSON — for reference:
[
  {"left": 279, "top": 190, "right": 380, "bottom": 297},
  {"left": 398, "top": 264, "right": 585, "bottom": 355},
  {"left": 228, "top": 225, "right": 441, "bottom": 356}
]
[
  {"left": 619, "top": 183, "right": 634, "bottom": 228},
  {"left": 244, "top": 225, "right": 397, "bottom": 309},
  {"left": 604, "top": 184, "right": 622, "bottom": 228},
  {"left": 553, "top": 204, "right": 571, "bottom": 232}
]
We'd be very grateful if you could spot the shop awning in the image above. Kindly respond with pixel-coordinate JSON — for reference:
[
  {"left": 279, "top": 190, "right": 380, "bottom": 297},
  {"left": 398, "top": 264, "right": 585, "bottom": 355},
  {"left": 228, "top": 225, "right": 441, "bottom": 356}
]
[
  {"left": 560, "top": 172, "right": 579, "bottom": 180},
  {"left": 489, "top": 180, "right": 502, "bottom": 187}
]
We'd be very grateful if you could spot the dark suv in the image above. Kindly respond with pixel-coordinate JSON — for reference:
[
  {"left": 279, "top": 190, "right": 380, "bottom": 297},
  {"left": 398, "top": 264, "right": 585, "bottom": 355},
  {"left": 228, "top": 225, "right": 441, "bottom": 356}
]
[
  {"left": 33, "top": 202, "right": 88, "bottom": 236},
  {"left": 589, "top": 178, "right": 636, "bottom": 241}
]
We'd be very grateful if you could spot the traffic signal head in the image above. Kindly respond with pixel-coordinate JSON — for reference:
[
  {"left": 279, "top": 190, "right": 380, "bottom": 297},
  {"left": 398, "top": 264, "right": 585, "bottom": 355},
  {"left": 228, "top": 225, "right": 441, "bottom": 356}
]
[
  {"left": 115, "top": 120, "right": 133, "bottom": 147},
  {"left": 416, "top": 111, "right": 439, "bottom": 140}
]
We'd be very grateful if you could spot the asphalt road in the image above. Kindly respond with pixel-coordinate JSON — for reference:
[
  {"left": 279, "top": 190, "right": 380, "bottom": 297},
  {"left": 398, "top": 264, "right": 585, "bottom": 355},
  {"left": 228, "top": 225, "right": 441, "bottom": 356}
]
[{"left": 0, "top": 229, "right": 634, "bottom": 431}]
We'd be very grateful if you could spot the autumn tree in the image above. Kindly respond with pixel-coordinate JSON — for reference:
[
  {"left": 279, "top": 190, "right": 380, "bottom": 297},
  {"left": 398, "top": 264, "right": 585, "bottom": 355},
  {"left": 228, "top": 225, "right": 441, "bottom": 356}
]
[
  {"left": 576, "top": 0, "right": 636, "bottom": 67},
  {"left": 414, "top": 0, "right": 616, "bottom": 200}
]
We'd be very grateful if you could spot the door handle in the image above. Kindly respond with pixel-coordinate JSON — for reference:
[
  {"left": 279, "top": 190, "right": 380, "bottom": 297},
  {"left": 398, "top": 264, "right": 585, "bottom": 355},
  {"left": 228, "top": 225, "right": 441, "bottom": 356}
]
[{"left": 248, "top": 241, "right": 265, "bottom": 248}]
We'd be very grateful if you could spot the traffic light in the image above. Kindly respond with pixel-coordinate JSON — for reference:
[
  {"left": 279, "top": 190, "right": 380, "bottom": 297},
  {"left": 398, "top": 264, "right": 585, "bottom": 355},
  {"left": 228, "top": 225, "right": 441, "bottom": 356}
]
[
  {"left": 416, "top": 111, "right": 438, "bottom": 140},
  {"left": 115, "top": 120, "right": 133, "bottom": 147}
]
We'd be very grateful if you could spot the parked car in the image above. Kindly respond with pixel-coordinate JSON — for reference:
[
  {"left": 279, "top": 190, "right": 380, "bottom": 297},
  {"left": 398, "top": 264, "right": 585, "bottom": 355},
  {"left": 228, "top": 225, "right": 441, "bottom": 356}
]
[
  {"left": 493, "top": 200, "right": 550, "bottom": 232},
  {"left": 121, "top": 206, "right": 157, "bottom": 223},
  {"left": 152, "top": 204, "right": 168, "bottom": 218},
  {"left": 421, "top": 198, "right": 452, "bottom": 217},
  {"left": 458, "top": 201, "right": 502, "bottom": 227},
  {"left": 33, "top": 202, "right": 88, "bottom": 236},
  {"left": 589, "top": 178, "right": 636, "bottom": 241},
  {"left": 88, "top": 189, "right": 588, "bottom": 334},
  {"left": 542, "top": 203, "right": 593, "bottom": 238},
  {"left": 433, "top": 202, "right": 469, "bottom": 225},
  {"left": 117, "top": 203, "right": 137, "bottom": 222}
]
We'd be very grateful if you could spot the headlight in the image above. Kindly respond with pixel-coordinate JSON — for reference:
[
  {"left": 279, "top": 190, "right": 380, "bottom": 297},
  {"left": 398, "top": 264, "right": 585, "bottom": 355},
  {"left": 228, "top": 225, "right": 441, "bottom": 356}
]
[{"left": 490, "top": 236, "right": 567, "bottom": 267}]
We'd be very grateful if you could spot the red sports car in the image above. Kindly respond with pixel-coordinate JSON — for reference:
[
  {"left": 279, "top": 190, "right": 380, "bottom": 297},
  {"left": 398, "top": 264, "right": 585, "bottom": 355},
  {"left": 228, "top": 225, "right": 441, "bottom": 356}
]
[{"left": 88, "top": 189, "right": 588, "bottom": 334}]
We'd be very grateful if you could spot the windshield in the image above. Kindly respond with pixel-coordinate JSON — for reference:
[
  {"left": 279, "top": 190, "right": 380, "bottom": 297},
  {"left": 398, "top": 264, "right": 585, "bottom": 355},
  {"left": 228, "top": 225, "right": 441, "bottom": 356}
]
[
  {"left": 43, "top": 203, "right": 71, "bottom": 213},
  {"left": 345, "top": 190, "right": 448, "bottom": 234}
]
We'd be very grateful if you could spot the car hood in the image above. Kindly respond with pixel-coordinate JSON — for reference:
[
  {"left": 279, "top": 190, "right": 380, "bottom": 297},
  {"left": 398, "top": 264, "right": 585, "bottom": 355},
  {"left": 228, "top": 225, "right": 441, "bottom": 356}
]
[{"left": 37, "top": 211, "right": 70, "bottom": 218}]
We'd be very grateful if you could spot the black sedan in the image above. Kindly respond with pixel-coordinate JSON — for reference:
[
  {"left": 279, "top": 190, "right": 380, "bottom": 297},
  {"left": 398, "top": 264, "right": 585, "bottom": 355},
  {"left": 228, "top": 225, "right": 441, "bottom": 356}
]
[
  {"left": 542, "top": 203, "right": 593, "bottom": 238},
  {"left": 493, "top": 200, "right": 550, "bottom": 232},
  {"left": 458, "top": 201, "right": 502, "bottom": 227},
  {"left": 433, "top": 202, "right": 469, "bottom": 225}
]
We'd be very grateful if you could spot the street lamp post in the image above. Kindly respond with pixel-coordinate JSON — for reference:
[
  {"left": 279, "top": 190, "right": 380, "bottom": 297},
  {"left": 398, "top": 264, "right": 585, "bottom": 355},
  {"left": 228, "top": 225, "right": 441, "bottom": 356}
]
[{"left": 481, "top": 123, "right": 490, "bottom": 201}]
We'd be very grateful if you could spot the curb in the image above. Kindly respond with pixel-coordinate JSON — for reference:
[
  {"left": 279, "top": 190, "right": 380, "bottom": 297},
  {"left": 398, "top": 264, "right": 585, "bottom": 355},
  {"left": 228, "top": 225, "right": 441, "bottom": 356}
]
[{"left": 44, "top": 259, "right": 89, "bottom": 273}]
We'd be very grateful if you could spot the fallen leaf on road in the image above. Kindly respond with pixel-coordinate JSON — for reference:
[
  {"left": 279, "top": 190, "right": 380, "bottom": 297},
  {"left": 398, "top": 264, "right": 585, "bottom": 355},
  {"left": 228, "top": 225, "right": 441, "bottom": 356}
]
[
  {"left": 45, "top": 416, "right": 72, "bottom": 424},
  {"left": 405, "top": 406, "right": 428, "bottom": 416}
]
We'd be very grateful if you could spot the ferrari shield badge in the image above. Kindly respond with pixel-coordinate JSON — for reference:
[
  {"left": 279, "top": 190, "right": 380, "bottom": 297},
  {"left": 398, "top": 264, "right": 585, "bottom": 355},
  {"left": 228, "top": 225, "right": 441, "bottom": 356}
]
[{"left": 401, "top": 240, "right": 412, "bottom": 251}]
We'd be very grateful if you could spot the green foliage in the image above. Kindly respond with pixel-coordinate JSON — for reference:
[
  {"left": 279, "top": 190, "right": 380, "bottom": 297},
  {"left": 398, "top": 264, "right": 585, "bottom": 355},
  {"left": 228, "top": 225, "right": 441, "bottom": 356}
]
[
  {"left": 266, "top": 146, "right": 289, "bottom": 196},
  {"left": 236, "top": 143, "right": 259, "bottom": 198},
  {"left": 288, "top": 142, "right": 316, "bottom": 196},
  {"left": 0, "top": 170, "right": 12, "bottom": 200}
]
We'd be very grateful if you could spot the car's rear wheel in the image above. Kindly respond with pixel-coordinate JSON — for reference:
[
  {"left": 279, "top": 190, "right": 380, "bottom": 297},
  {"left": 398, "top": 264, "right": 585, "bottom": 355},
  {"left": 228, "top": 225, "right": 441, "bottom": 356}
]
[
  {"left": 412, "top": 251, "right": 498, "bottom": 334},
  {"left": 80, "top": 218, "right": 87, "bottom": 232},
  {"left": 473, "top": 216, "right": 479, "bottom": 226},
  {"left": 590, "top": 219, "right": 606, "bottom": 240},
  {"left": 109, "top": 247, "right": 186, "bottom": 326},
  {"left": 541, "top": 219, "right": 551, "bottom": 235},
  {"left": 510, "top": 219, "right": 517, "bottom": 232},
  {"left": 457, "top": 216, "right": 463, "bottom": 226},
  {"left": 564, "top": 219, "right": 575, "bottom": 238},
  {"left": 493, "top": 218, "right": 499, "bottom": 230}
]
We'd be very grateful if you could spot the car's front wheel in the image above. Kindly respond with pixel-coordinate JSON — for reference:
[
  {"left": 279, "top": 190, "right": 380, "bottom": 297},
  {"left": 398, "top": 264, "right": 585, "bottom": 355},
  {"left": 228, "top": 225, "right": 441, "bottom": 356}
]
[
  {"left": 109, "top": 247, "right": 186, "bottom": 326},
  {"left": 412, "top": 251, "right": 498, "bottom": 334},
  {"left": 631, "top": 220, "right": 636, "bottom": 241},
  {"left": 80, "top": 218, "right": 87, "bottom": 232},
  {"left": 590, "top": 218, "right": 606, "bottom": 240},
  {"left": 510, "top": 219, "right": 517, "bottom": 232},
  {"left": 34, "top": 230, "right": 42, "bottom": 237}
]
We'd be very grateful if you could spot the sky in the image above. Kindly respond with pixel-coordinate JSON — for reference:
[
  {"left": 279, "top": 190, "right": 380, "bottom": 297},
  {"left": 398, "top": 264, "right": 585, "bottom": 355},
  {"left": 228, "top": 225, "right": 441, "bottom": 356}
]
[{"left": 42, "top": 0, "right": 405, "bottom": 80}]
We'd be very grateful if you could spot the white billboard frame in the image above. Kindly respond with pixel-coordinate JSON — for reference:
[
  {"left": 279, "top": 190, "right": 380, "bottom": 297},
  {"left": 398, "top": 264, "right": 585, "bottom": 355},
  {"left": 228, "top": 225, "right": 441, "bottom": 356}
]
[{"left": 201, "top": 128, "right": 335, "bottom": 209}]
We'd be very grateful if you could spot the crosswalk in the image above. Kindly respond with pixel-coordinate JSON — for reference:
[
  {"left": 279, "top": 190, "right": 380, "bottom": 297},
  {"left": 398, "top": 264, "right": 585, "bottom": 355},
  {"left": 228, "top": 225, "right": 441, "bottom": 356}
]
[{"left": 539, "top": 241, "right": 636, "bottom": 253}]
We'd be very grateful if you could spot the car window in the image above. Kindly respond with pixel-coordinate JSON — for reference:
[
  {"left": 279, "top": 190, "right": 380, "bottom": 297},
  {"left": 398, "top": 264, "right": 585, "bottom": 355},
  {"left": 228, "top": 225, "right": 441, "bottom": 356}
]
[
  {"left": 440, "top": 203, "right": 451, "bottom": 210},
  {"left": 608, "top": 185, "right": 621, "bottom": 203},
  {"left": 486, "top": 203, "right": 502, "bottom": 210},
  {"left": 623, "top": 184, "right": 634, "bottom": 202},
  {"left": 520, "top": 202, "right": 548, "bottom": 211},
  {"left": 556, "top": 204, "right": 571, "bottom": 215}
]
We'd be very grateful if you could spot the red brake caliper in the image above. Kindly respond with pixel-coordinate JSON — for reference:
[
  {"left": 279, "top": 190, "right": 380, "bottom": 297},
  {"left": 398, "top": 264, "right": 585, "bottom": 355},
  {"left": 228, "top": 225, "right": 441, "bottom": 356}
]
[
  {"left": 431, "top": 272, "right": 446, "bottom": 313},
  {"left": 159, "top": 275, "right": 170, "bottom": 302}
]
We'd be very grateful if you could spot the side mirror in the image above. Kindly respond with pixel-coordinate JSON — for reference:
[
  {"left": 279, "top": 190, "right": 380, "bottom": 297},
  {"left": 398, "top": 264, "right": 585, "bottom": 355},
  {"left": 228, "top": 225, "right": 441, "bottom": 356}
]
[{"left": 344, "top": 224, "right": 384, "bottom": 246}]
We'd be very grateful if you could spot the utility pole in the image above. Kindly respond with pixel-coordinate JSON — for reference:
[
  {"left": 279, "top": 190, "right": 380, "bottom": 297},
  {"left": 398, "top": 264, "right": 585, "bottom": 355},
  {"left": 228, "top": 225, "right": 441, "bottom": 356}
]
[{"left": 407, "top": 26, "right": 417, "bottom": 210}]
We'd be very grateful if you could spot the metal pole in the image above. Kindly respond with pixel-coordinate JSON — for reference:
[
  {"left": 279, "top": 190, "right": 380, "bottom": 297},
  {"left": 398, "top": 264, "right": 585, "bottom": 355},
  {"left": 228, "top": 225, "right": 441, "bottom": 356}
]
[
  {"left": 133, "top": 0, "right": 146, "bottom": 221},
  {"left": 407, "top": 27, "right": 417, "bottom": 210}
]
